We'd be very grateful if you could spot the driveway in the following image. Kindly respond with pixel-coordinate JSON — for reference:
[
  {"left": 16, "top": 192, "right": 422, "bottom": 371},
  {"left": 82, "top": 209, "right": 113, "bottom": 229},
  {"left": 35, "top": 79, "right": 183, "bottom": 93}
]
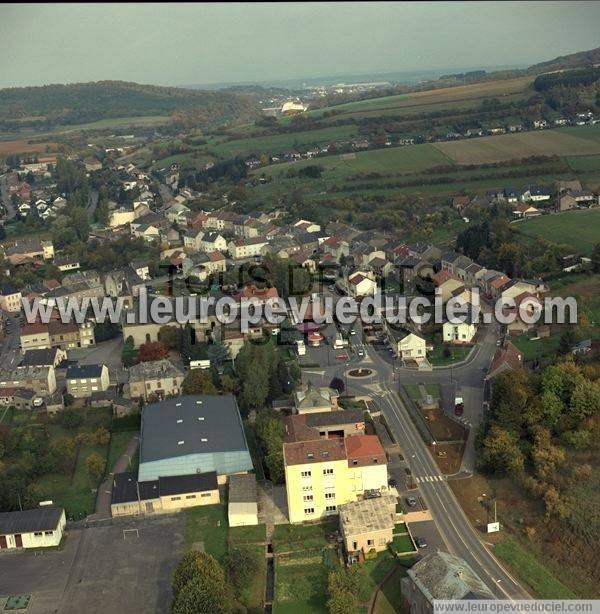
[{"left": 0, "top": 515, "right": 185, "bottom": 614}]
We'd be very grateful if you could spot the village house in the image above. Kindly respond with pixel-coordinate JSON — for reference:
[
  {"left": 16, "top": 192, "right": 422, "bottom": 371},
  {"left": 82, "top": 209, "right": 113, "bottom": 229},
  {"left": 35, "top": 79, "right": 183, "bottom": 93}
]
[
  {"left": 127, "top": 359, "right": 184, "bottom": 402},
  {"left": 0, "top": 365, "right": 57, "bottom": 397},
  {"left": 66, "top": 364, "right": 110, "bottom": 399},
  {"left": 228, "top": 237, "right": 269, "bottom": 260},
  {"left": 0, "top": 284, "right": 22, "bottom": 313},
  {"left": 343, "top": 271, "right": 377, "bottom": 297},
  {"left": 402, "top": 551, "right": 494, "bottom": 613},
  {"left": 338, "top": 495, "right": 397, "bottom": 557},
  {"left": 293, "top": 385, "right": 339, "bottom": 414},
  {"left": 442, "top": 320, "right": 477, "bottom": 344},
  {"left": 0, "top": 506, "right": 66, "bottom": 550}
]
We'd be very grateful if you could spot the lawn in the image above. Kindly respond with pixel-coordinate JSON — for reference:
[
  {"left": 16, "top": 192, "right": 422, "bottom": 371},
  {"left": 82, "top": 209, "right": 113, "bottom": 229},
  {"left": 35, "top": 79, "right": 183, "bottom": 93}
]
[
  {"left": 235, "top": 543, "right": 267, "bottom": 611},
  {"left": 403, "top": 384, "right": 422, "bottom": 401},
  {"left": 106, "top": 430, "right": 138, "bottom": 473},
  {"left": 389, "top": 534, "right": 416, "bottom": 556},
  {"left": 229, "top": 523, "right": 267, "bottom": 545},
  {"left": 514, "top": 209, "right": 600, "bottom": 256},
  {"left": 373, "top": 566, "right": 407, "bottom": 614},
  {"left": 493, "top": 537, "right": 577, "bottom": 599},
  {"left": 184, "top": 504, "right": 229, "bottom": 562},
  {"left": 424, "top": 384, "right": 441, "bottom": 399},
  {"left": 34, "top": 437, "right": 108, "bottom": 520},
  {"left": 272, "top": 518, "right": 338, "bottom": 553},
  {"left": 274, "top": 550, "right": 331, "bottom": 614},
  {"left": 511, "top": 333, "right": 562, "bottom": 361},
  {"left": 428, "top": 345, "right": 471, "bottom": 366}
]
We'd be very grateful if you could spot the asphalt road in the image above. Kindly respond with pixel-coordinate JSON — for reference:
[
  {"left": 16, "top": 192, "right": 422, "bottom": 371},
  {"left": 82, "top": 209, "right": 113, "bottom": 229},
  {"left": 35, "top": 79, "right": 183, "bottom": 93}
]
[
  {"left": 299, "top": 299, "right": 529, "bottom": 599},
  {"left": 0, "top": 311, "right": 22, "bottom": 370}
]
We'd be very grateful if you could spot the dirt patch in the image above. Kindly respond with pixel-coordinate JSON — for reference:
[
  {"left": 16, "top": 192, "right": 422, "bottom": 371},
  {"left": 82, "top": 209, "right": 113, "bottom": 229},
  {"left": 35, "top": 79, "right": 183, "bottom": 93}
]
[
  {"left": 430, "top": 441, "right": 464, "bottom": 474},
  {"left": 421, "top": 405, "right": 467, "bottom": 442},
  {"left": 0, "top": 140, "right": 58, "bottom": 155}
]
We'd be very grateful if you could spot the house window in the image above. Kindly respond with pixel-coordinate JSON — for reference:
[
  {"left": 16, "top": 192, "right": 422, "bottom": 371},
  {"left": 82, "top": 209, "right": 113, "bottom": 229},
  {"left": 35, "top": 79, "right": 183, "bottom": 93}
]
[
  {"left": 45, "top": 531, "right": 53, "bottom": 536},
  {"left": 352, "top": 460, "right": 358, "bottom": 466},
  {"left": 185, "top": 495, "right": 196, "bottom": 499},
  {"left": 325, "top": 505, "right": 336, "bottom": 512},
  {"left": 323, "top": 468, "right": 334, "bottom": 475},
  {"left": 34, "top": 531, "right": 43, "bottom": 537},
  {"left": 303, "top": 495, "right": 313, "bottom": 502},
  {"left": 171, "top": 496, "right": 181, "bottom": 501},
  {"left": 304, "top": 508, "right": 315, "bottom": 515},
  {"left": 367, "top": 539, "right": 374, "bottom": 546},
  {"left": 301, "top": 471, "right": 311, "bottom": 478},
  {"left": 325, "top": 492, "right": 335, "bottom": 499},
  {"left": 200, "top": 493, "right": 211, "bottom": 498},
  {"left": 302, "top": 485, "right": 312, "bottom": 492}
]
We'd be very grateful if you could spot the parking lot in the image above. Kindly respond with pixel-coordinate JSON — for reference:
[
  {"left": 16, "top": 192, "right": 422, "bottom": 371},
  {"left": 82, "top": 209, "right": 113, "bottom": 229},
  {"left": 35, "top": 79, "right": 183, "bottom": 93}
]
[{"left": 0, "top": 515, "right": 185, "bottom": 614}]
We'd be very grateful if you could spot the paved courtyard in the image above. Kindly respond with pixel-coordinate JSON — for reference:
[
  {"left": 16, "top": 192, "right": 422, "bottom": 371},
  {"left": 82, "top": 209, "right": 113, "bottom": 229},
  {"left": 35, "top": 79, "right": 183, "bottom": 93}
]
[{"left": 0, "top": 515, "right": 185, "bottom": 614}]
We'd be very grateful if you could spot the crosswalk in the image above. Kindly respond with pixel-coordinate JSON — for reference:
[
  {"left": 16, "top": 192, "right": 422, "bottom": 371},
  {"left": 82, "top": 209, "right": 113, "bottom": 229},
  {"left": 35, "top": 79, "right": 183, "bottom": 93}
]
[{"left": 415, "top": 475, "right": 445, "bottom": 483}]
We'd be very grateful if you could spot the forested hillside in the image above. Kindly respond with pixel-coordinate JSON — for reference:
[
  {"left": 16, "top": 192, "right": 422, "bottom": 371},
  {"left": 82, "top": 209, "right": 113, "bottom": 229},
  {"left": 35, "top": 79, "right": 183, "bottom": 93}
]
[{"left": 0, "top": 80, "right": 258, "bottom": 128}]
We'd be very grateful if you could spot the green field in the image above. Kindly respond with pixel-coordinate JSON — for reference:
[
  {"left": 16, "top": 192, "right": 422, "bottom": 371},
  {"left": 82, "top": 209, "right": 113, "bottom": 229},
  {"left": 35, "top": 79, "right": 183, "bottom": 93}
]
[
  {"left": 306, "top": 76, "right": 533, "bottom": 122},
  {"left": 106, "top": 431, "right": 138, "bottom": 472},
  {"left": 274, "top": 550, "right": 331, "bottom": 613},
  {"left": 494, "top": 537, "right": 577, "bottom": 598},
  {"left": 256, "top": 143, "right": 453, "bottom": 179},
  {"left": 435, "top": 125, "right": 600, "bottom": 165},
  {"left": 210, "top": 125, "right": 360, "bottom": 158},
  {"left": 513, "top": 209, "right": 600, "bottom": 256},
  {"left": 185, "top": 504, "right": 229, "bottom": 562},
  {"left": 511, "top": 333, "right": 563, "bottom": 361}
]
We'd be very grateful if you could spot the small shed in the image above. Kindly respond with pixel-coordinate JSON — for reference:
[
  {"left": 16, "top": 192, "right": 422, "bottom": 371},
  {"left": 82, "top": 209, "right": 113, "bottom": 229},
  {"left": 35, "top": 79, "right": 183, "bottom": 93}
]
[{"left": 228, "top": 474, "right": 258, "bottom": 527}]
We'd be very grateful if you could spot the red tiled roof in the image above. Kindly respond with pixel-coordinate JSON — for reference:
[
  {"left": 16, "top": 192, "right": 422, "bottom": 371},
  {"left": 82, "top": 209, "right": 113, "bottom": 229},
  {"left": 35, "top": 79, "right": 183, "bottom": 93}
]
[
  {"left": 490, "top": 275, "right": 510, "bottom": 290},
  {"left": 20, "top": 321, "right": 49, "bottom": 336},
  {"left": 344, "top": 435, "right": 385, "bottom": 459}
]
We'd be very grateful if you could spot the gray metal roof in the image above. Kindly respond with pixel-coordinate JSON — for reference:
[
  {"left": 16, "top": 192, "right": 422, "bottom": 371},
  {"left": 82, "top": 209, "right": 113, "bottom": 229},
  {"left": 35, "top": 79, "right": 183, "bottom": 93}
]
[{"left": 140, "top": 395, "right": 249, "bottom": 463}]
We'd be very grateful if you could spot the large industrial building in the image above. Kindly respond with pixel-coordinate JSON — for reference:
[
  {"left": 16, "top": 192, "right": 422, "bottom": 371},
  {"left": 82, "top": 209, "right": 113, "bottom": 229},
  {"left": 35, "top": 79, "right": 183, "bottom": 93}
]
[{"left": 138, "top": 395, "right": 253, "bottom": 483}]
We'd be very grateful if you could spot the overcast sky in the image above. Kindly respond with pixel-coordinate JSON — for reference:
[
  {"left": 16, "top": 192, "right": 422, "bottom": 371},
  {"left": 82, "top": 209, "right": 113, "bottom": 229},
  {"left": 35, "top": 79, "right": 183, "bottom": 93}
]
[{"left": 1, "top": 2, "right": 600, "bottom": 89}]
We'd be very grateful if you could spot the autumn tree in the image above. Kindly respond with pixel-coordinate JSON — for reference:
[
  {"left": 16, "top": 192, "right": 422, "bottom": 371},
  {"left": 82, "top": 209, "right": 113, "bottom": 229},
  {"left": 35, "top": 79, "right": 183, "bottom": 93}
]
[
  {"left": 137, "top": 341, "right": 169, "bottom": 363},
  {"left": 181, "top": 369, "right": 217, "bottom": 395},
  {"left": 86, "top": 452, "right": 106, "bottom": 483}
]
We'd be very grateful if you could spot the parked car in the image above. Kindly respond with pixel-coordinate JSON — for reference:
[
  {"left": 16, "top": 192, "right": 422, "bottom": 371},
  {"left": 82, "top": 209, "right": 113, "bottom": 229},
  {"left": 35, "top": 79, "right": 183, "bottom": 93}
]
[
  {"left": 415, "top": 536, "right": 428, "bottom": 548},
  {"left": 349, "top": 328, "right": 356, "bottom": 335},
  {"left": 406, "top": 496, "right": 417, "bottom": 507},
  {"left": 388, "top": 478, "right": 398, "bottom": 487}
]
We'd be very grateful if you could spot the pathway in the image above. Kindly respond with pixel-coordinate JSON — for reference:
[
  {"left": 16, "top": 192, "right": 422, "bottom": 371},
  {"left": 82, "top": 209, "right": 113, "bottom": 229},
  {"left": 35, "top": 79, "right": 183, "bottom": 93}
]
[{"left": 90, "top": 433, "right": 139, "bottom": 520}]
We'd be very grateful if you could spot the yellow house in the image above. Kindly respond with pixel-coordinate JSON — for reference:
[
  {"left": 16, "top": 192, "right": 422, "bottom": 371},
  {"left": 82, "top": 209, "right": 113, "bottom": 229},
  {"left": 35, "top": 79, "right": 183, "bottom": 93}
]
[
  {"left": 396, "top": 332, "right": 426, "bottom": 361},
  {"left": 284, "top": 434, "right": 388, "bottom": 524}
]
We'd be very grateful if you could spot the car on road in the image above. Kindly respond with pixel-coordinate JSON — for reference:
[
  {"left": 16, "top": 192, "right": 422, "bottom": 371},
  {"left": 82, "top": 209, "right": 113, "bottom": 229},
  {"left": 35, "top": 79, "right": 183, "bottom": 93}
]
[
  {"left": 415, "top": 536, "right": 428, "bottom": 548},
  {"left": 349, "top": 328, "right": 356, "bottom": 335},
  {"left": 406, "top": 496, "right": 417, "bottom": 507},
  {"left": 357, "top": 348, "right": 364, "bottom": 357}
]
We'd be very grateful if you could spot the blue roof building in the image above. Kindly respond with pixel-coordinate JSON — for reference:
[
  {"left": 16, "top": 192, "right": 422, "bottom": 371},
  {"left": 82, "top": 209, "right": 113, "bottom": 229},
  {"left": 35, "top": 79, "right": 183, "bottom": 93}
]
[{"left": 138, "top": 395, "right": 253, "bottom": 482}]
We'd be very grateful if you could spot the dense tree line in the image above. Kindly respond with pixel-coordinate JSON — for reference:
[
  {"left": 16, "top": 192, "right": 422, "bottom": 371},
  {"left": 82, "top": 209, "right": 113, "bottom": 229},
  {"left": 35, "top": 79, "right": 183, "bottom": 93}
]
[{"left": 477, "top": 361, "right": 600, "bottom": 542}]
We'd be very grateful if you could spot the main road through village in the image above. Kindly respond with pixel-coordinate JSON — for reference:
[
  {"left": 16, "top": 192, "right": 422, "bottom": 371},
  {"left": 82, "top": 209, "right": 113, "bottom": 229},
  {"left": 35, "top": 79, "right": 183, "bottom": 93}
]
[{"left": 303, "top": 314, "right": 530, "bottom": 600}]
